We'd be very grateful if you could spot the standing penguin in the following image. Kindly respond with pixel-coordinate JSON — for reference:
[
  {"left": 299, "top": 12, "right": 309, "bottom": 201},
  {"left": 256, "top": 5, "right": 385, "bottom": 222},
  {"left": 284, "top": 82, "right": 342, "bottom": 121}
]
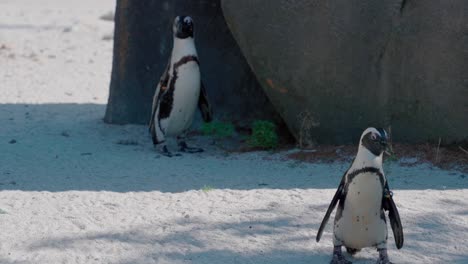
[
  {"left": 149, "top": 15, "right": 213, "bottom": 157},
  {"left": 316, "top": 127, "right": 403, "bottom": 264}
]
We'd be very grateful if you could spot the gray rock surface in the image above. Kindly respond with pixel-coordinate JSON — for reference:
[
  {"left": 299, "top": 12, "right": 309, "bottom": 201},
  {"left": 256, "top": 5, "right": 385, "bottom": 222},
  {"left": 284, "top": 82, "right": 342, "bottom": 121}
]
[
  {"left": 105, "top": 0, "right": 281, "bottom": 128},
  {"left": 222, "top": 0, "right": 468, "bottom": 144}
]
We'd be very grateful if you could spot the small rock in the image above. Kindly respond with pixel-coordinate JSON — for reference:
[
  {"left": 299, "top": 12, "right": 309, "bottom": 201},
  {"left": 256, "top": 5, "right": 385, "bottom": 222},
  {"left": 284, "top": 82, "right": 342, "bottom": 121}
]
[
  {"left": 99, "top": 11, "right": 114, "bottom": 21},
  {"left": 9, "top": 139, "right": 16, "bottom": 144},
  {"left": 61, "top": 131, "right": 70, "bottom": 137},
  {"left": 399, "top": 157, "right": 419, "bottom": 165},
  {"left": 9, "top": 181, "right": 16, "bottom": 185},
  {"left": 62, "top": 27, "right": 72, "bottom": 33},
  {"left": 116, "top": 139, "right": 138, "bottom": 146},
  {"left": 184, "top": 214, "right": 190, "bottom": 219},
  {"left": 102, "top": 34, "right": 113, "bottom": 41},
  {"left": 80, "top": 152, "right": 92, "bottom": 156},
  {"left": 27, "top": 52, "right": 37, "bottom": 59}
]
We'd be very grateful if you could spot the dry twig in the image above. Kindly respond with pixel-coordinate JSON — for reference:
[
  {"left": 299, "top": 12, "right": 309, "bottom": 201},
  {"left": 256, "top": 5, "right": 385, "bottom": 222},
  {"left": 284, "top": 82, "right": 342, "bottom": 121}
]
[
  {"left": 459, "top": 146, "right": 468, "bottom": 155},
  {"left": 435, "top": 137, "right": 441, "bottom": 164}
]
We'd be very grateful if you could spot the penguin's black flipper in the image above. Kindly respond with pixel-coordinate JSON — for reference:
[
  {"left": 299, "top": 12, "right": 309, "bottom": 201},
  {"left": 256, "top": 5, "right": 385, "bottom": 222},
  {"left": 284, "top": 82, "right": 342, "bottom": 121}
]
[
  {"left": 149, "top": 59, "right": 171, "bottom": 132},
  {"left": 382, "top": 182, "right": 404, "bottom": 249},
  {"left": 149, "top": 85, "right": 160, "bottom": 134},
  {"left": 159, "top": 58, "right": 171, "bottom": 88},
  {"left": 198, "top": 81, "right": 213, "bottom": 122},
  {"left": 316, "top": 176, "right": 346, "bottom": 242}
]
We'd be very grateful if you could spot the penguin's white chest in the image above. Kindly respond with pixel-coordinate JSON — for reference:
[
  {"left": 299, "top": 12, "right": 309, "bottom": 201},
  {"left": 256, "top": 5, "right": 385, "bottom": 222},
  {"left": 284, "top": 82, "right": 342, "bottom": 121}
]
[
  {"left": 165, "top": 62, "right": 200, "bottom": 135},
  {"left": 335, "top": 172, "right": 387, "bottom": 249}
]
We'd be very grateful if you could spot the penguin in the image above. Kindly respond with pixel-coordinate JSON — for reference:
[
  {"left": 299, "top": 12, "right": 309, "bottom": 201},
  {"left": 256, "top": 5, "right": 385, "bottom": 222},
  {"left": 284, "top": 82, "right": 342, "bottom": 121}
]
[
  {"left": 149, "top": 15, "right": 213, "bottom": 157},
  {"left": 316, "top": 127, "right": 403, "bottom": 264}
]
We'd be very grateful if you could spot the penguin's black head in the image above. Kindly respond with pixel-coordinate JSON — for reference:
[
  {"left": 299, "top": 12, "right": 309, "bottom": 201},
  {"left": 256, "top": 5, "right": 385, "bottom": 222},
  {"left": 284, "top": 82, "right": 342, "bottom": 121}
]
[
  {"left": 173, "top": 15, "right": 194, "bottom": 39},
  {"left": 360, "top": 127, "right": 389, "bottom": 156}
]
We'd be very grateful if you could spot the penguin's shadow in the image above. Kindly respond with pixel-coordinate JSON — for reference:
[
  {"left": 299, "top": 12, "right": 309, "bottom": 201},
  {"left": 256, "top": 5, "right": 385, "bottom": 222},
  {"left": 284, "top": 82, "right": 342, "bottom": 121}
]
[{"left": 1, "top": 103, "right": 466, "bottom": 193}]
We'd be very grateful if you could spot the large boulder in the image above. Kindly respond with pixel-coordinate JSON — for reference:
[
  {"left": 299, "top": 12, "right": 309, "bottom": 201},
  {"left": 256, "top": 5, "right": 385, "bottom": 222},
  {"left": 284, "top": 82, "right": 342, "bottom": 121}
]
[
  {"left": 222, "top": 0, "right": 468, "bottom": 144},
  {"left": 105, "top": 0, "right": 281, "bottom": 127}
]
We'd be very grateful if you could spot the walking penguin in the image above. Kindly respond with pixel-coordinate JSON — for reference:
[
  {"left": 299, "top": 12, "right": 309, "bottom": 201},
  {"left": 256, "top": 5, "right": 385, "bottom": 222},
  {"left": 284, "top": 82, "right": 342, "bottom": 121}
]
[
  {"left": 316, "top": 127, "right": 404, "bottom": 264},
  {"left": 149, "top": 15, "right": 213, "bottom": 157}
]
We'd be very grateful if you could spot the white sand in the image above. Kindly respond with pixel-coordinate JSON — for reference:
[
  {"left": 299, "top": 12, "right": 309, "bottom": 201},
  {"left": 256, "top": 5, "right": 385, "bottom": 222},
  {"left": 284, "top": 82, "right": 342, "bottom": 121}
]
[{"left": 1, "top": 1, "right": 467, "bottom": 263}]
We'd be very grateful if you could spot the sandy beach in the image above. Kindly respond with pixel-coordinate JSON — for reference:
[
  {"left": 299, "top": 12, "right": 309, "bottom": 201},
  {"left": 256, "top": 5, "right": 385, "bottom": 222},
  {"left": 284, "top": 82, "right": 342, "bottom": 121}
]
[{"left": 1, "top": 1, "right": 467, "bottom": 263}]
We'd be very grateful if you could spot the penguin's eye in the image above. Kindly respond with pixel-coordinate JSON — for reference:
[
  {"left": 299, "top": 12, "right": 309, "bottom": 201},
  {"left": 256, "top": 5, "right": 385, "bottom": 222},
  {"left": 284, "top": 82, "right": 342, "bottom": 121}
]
[{"left": 370, "top": 134, "right": 377, "bottom": 141}]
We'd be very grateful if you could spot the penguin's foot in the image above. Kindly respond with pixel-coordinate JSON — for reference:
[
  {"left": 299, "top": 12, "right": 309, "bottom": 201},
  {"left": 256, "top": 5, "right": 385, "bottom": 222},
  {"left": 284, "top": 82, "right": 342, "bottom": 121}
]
[
  {"left": 346, "top": 247, "right": 361, "bottom": 256},
  {"left": 375, "top": 249, "right": 393, "bottom": 264},
  {"left": 178, "top": 141, "right": 204, "bottom": 153},
  {"left": 158, "top": 145, "right": 181, "bottom": 157},
  {"left": 330, "top": 254, "right": 352, "bottom": 264},
  {"left": 331, "top": 246, "right": 352, "bottom": 264}
]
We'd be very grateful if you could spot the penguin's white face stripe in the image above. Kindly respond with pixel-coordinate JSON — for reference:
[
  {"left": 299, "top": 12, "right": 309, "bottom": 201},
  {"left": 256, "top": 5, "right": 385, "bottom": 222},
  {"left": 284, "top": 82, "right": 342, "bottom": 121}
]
[
  {"left": 359, "top": 127, "right": 381, "bottom": 143},
  {"left": 382, "top": 129, "right": 388, "bottom": 139},
  {"left": 183, "top": 16, "right": 193, "bottom": 24},
  {"left": 173, "top": 17, "right": 179, "bottom": 33},
  {"left": 173, "top": 16, "right": 183, "bottom": 34}
]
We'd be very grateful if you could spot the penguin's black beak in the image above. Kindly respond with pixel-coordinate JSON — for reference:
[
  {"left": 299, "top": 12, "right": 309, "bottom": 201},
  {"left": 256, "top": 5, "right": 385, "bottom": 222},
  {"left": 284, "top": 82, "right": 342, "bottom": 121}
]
[
  {"left": 375, "top": 127, "right": 390, "bottom": 154},
  {"left": 380, "top": 137, "right": 392, "bottom": 156},
  {"left": 380, "top": 138, "right": 388, "bottom": 148},
  {"left": 175, "top": 16, "right": 194, "bottom": 39},
  {"left": 178, "top": 22, "right": 190, "bottom": 32},
  {"left": 176, "top": 23, "right": 193, "bottom": 38}
]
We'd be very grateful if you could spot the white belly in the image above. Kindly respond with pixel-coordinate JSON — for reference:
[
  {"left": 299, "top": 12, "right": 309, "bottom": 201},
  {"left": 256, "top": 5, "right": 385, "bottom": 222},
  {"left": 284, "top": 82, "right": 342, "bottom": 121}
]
[
  {"left": 334, "top": 172, "right": 387, "bottom": 249},
  {"left": 165, "top": 62, "right": 200, "bottom": 136}
]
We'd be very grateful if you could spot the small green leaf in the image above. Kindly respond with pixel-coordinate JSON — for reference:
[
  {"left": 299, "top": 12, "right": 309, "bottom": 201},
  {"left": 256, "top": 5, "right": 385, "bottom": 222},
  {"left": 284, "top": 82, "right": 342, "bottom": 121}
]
[
  {"left": 201, "top": 185, "right": 214, "bottom": 192},
  {"left": 248, "top": 120, "right": 278, "bottom": 149},
  {"left": 201, "top": 121, "right": 235, "bottom": 138}
]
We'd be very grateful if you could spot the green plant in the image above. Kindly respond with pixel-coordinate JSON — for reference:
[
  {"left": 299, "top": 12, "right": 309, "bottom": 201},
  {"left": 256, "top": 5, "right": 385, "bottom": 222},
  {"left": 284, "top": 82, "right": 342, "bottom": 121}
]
[
  {"left": 201, "top": 121, "right": 235, "bottom": 138},
  {"left": 248, "top": 120, "right": 278, "bottom": 149},
  {"left": 386, "top": 152, "right": 399, "bottom": 163},
  {"left": 201, "top": 185, "right": 214, "bottom": 192},
  {"left": 385, "top": 145, "right": 398, "bottom": 163}
]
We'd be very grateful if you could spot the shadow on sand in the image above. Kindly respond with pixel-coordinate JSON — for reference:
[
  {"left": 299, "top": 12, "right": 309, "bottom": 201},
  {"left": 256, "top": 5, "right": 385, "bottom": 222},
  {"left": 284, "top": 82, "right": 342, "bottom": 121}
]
[{"left": 1, "top": 103, "right": 466, "bottom": 193}]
